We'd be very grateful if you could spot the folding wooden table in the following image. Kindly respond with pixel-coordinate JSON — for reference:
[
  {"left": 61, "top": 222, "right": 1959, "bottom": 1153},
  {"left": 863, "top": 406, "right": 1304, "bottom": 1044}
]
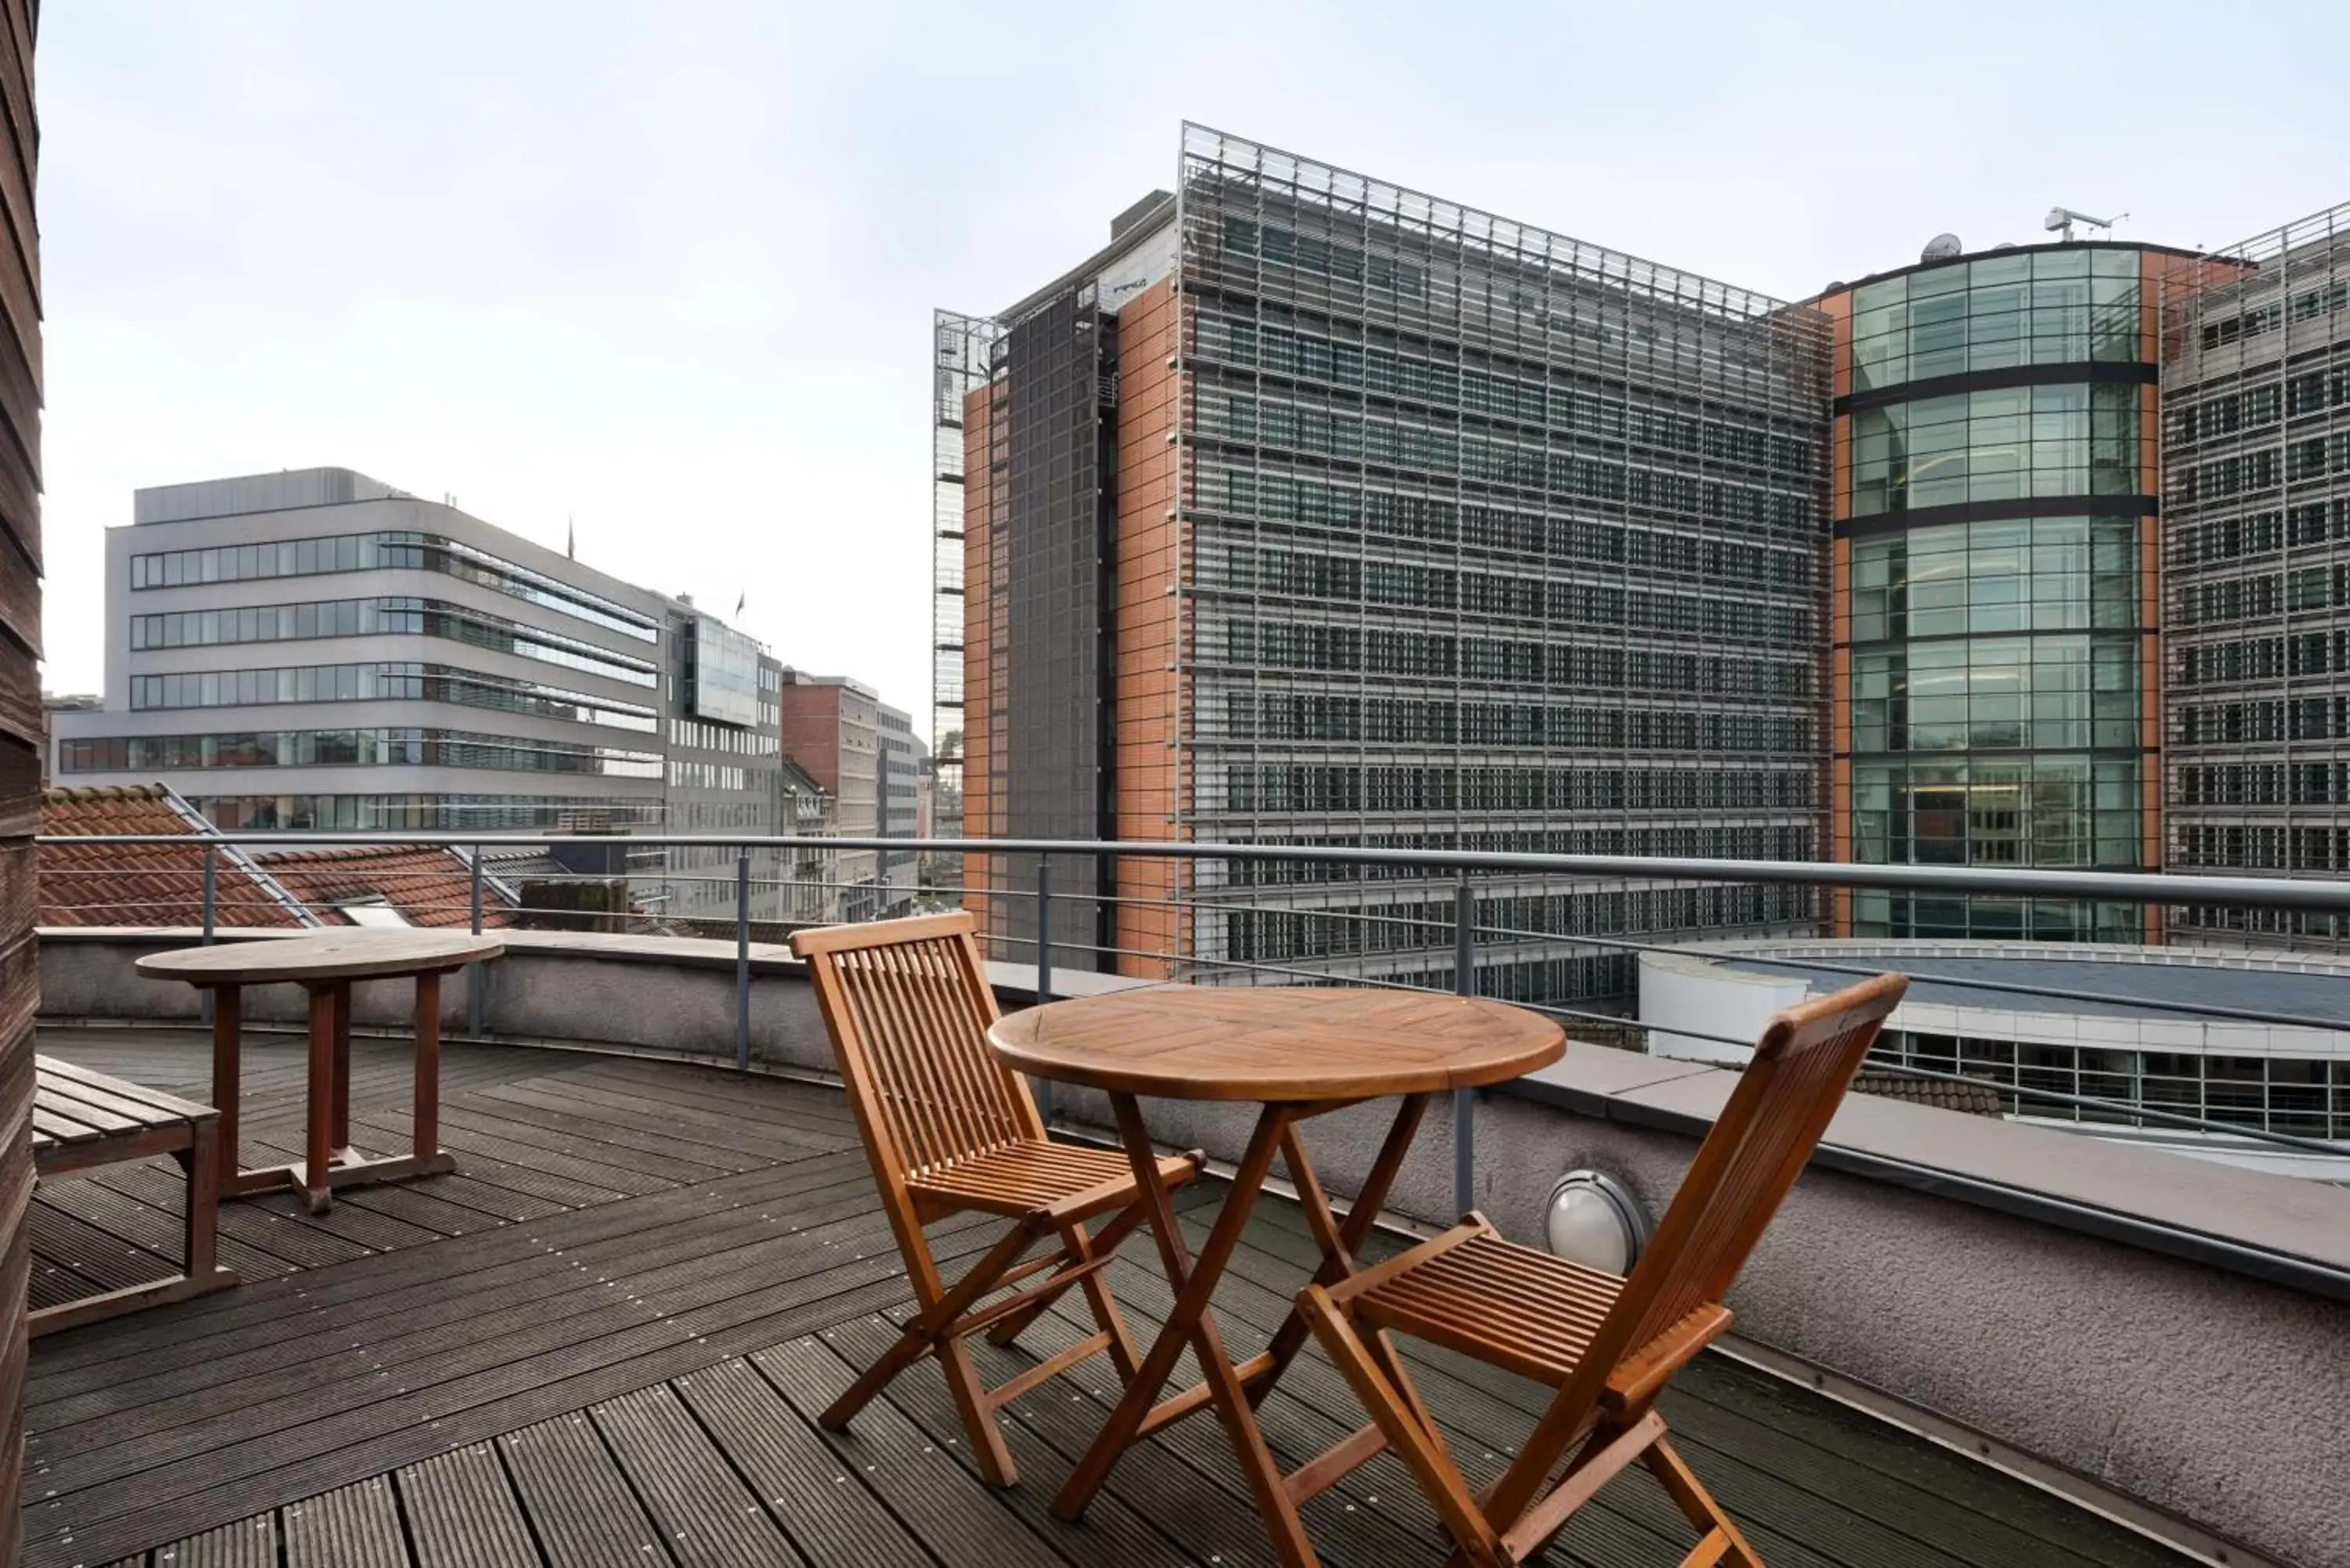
[
  {"left": 136, "top": 930, "right": 504, "bottom": 1214},
  {"left": 988, "top": 986, "right": 1563, "bottom": 1568}
]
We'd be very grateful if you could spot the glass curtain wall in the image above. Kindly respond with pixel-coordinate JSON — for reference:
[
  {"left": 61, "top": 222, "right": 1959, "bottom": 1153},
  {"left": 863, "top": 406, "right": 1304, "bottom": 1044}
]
[{"left": 1832, "top": 243, "right": 2162, "bottom": 941}]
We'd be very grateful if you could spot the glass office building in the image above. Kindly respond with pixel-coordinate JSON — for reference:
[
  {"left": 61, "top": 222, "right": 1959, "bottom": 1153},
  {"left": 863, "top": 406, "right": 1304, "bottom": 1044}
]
[
  {"left": 946, "top": 126, "right": 1832, "bottom": 999},
  {"left": 1821, "top": 244, "right": 2182, "bottom": 940}
]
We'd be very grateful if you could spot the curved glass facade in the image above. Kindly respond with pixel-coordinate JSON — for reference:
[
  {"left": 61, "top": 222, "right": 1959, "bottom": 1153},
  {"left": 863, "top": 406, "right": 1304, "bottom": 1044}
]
[
  {"left": 1830, "top": 242, "right": 2165, "bottom": 941},
  {"left": 1849, "top": 247, "right": 2143, "bottom": 391}
]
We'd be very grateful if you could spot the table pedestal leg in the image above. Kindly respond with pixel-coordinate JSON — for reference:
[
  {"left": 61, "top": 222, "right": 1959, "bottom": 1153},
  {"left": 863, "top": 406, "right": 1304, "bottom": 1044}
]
[
  {"left": 331, "top": 981, "right": 353, "bottom": 1157},
  {"left": 1054, "top": 1097, "right": 1318, "bottom": 1568},
  {"left": 302, "top": 985, "right": 338, "bottom": 1214},
  {"left": 209, "top": 985, "right": 240, "bottom": 1190},
  {"left": 414, "top": 969, "right": 441, "bottom": 1160}
]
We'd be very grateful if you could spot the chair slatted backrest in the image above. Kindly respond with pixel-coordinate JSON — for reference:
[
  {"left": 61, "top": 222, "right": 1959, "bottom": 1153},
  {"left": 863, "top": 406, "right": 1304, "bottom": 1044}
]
[
  {"left": 791, "top": 913, "right": 1043, "bottom": 1180},
  {"left": 1596, "top": 973, "right": 1907, "bottom": 1375}
]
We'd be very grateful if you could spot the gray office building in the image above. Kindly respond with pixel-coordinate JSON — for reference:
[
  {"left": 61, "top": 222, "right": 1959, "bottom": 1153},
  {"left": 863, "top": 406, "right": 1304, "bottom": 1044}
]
[
  {"left": 51, "top": 468, "right": 805, "bottom": 919},
  {"left": 2160, "top": 202, "right": 2350, "bottom": 948}
]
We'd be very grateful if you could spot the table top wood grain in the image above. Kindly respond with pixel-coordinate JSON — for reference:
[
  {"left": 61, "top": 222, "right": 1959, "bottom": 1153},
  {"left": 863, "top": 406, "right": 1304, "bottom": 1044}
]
[
  {"left": 135, "top": 930, "right": 505, "bottom": 986},
  {"left": 987, "top": 986, "right": 1564, "bottom": 1102}
]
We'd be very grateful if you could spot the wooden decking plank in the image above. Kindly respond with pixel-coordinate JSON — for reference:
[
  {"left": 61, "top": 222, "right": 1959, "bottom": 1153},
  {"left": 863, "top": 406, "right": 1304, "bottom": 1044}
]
[
  {"left": 560, "top": 1064, "right": 862, "bottom": 1141},
  {"left": 1661, "top": 1357, "right": 2194, "bottom": 1568},
  {"left": 29, "top": 1182, "right": 902, "bottom": 1470},
  {"left": 670, "top": 1357, "right": 935, "bottom": 1568},
  {"left": 29, "top": 1151, "right": 870, "bottom": 1389},
  {"left": 810, "top": 1313, "right": 1249, "bottom": 1568},
  {"left": 571, "top": 1057, "right": 859, "bottom": 1122},
  {"left": 28, "top": 1167, "right": 880, "bottom": 1436},
  {"left": 348, "top": 1112, "right": 638, "bottom": 1209},
  {"left": 1221, "top": 1216, "right": 2090, "bottom": 1568},
  {"left": 397, "top": 1103, "right": 698, "bottom": 1190},
  {"left": 151, "top": 1514, "right": 278, "bottom": 1568},
  {"left": 29, "top": 1255, "right": 104, "bottom": 1310},
  {"left": 18, "top": 1219, "right": 1003, "bottom": 1568},
  {"left": 83, "top": 1158, "right": 370, "bottom": 1271},
  {"left": 238, "top": 1185, "right": 441, "bottom": 1254},
  {"left": 28, "top": 1170, "right": 291, "bottom": 1281},
  {"left": 751, "top": 1335, "right": 1084, "bottom": 1568},
  {"left": 497, "top": 1075, "right": 845, "bottom": 1160},
  {"left": 395, "top": 1442, "right": 541, "bottom": 1568},
  {"left": 279, "top": 1474, "right": 408, "bottom": 1568},
  {"left": 949, "top": 1288, "right": 1465, "bottom": 1568},
  {"left": 349, "top": 1163, "right": 571, "bottom": 1226},
  {"left": 452, "top": 1085, "right": 755, "bottom": 1176},
  {"left": 498, "top": 1411, "right": 675, "bottom": 1568},
  {"left": 589, "top": 1383, "right": 803, "bottom": 1566},
  {"left": 1152, "top": 1207, "right": 1720, "bottom": 1564},
  {"left": 26, "top": 1200, "right": 175, "bottom": 1292},
  {"left": 327, "top": 1176, "right": 510, "bottom": 1240}
]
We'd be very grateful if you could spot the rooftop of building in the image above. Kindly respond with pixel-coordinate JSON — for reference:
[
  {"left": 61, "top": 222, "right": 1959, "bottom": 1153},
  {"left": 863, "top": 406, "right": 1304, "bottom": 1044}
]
[
  {"left": 1692, "top": 938, "right": 2350, "bottom": 1026},
  {"left": 37, "top": 785, "right": 314, "bottom": 929},
  {"left": 38, "top": 786, "right": 522, "bottom": 930},
  {"left": 1811, "top": 234, "right": 2208, "bottom": 303},
  {"left": 131, "top": 465, "right": 404, "bottom": 525},
  {"left": 252, "top": 844, "right": 519, "bottom": 930}
]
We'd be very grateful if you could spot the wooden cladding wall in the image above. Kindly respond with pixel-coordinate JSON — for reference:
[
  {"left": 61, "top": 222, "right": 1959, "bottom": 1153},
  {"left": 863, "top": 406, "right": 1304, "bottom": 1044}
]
[{"left": 0, "top": 0, "right": 37, "bottom": 1559}]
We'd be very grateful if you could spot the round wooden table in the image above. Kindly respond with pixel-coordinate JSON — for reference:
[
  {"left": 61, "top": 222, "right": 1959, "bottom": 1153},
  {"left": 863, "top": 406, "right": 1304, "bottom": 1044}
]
[
  {"left": 989, "top": 985, "right": 1562, "bottom": 1568},
  {"left": 138, "top": 930, "right": 504, "bottom": 1213}
]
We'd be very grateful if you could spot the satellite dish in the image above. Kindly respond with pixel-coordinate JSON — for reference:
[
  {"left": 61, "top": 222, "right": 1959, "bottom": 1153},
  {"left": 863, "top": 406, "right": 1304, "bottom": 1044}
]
[{"left": 1922, "top": 233, "right": 1963, "bottom": 262}]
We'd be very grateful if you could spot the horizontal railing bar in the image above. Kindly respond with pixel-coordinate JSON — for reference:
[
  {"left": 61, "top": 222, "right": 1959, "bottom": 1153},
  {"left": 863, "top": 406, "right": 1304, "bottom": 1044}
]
[{"left": 34, "top": 833, "right": 2350, "bottom": 914}]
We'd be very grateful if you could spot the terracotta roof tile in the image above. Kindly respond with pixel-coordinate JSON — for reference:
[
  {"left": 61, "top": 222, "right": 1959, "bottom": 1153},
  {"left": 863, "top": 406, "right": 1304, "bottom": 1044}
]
[
  {"left": 40, "top": 785, "right": 313, "bottom": 928},
  {"left": 1852, "top": 1070, "right": 2006, "bottom": 1118},
  {"left": 255, "top": 845, "right": 515, "bottom": 929}
]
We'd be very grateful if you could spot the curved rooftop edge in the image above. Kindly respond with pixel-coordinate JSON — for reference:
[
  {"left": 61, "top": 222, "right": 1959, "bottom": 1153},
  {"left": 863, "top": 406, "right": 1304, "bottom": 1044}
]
[
  {"left": 33, "top": 924, "right": 2348, "bottom": 1568},
  {"left": 42, "top": 923, "right": 2350, "bottom": 1297}
]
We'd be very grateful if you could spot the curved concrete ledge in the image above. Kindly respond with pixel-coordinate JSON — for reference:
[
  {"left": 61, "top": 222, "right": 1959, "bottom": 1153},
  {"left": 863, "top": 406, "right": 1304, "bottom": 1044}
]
[{"left": 34, "top": 926, "right": 2348, "bottom": 1565}]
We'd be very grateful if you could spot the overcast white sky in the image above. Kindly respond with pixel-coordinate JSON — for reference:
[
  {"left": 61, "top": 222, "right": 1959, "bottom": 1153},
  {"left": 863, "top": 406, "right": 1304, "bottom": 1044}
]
[{"left": 34, "top": 2, "right": 2350, "bottom": 739}]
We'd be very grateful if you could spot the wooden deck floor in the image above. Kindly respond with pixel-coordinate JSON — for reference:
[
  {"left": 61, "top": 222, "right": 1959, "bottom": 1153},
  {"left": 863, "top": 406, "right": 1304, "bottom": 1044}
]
[{"left": 22, "top": 1028, "right": 2191, "bottom": 1568}]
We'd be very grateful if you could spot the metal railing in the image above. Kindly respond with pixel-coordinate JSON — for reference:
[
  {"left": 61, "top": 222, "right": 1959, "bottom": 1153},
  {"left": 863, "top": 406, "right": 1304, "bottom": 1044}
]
[{"left": 36, "top": 830, "right": 2350, "bottom": 1212}]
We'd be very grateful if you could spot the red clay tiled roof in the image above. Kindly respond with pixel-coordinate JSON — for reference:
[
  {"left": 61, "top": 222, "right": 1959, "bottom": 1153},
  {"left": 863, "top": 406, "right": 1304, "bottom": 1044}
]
[
  {"left": 40, "top": 785, "right": 314, "bottom": 928},
  {"left": 1852, "top": 1070, "right": 2006, "bottom": 1118},
  {"left": 255, "top": 845, "right": 515, "bottom": 929}
]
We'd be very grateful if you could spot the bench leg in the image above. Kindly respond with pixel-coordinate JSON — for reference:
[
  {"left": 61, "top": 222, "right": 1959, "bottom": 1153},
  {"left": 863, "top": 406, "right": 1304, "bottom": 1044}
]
[{"left": 186, "top": 1114, "right": 221, "bottom": 1281}]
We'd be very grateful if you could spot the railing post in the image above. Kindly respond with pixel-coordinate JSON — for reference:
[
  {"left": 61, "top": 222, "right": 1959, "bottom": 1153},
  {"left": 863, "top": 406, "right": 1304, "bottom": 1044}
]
[
  {"left": 1453, "top": 872, "right": 1475, "bottom": 1218},
  {"left": 736, "top": 850, "right": 752, "bottom": 1071},
  {"left": 468, "top": 844, "right": 485, "bottom": 1037},
  {"left": 1035, "top": 857, "right": 1054, "bottom": 1128}
]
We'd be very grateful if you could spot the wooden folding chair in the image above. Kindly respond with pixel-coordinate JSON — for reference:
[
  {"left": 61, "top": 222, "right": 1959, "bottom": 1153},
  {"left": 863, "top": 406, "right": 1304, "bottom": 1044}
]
[
  {"left": 789, "top": 912, "right": 1200, "bottom": 1486},
  {"left": 1296, "top": 972, "right": 1908, "bottom": 1568}
]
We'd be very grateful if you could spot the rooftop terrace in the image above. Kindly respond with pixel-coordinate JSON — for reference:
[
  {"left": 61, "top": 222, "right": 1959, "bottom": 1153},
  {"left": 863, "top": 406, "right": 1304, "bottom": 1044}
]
[{"left": 26, "top": 1027, "right": 2196, "bottom": 1568}]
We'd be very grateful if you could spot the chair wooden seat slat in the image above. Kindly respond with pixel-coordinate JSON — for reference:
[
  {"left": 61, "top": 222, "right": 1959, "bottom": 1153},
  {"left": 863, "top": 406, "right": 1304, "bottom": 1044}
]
[
  {"left": 790, "top": 912, "right": 1198, "bottom": 1487},
  {"left": 1296, "top": 972, "right": 1907, "bottom": 1568},
  {"left": 30, "top": 1055, "right": 240, "bottom": 1334}
]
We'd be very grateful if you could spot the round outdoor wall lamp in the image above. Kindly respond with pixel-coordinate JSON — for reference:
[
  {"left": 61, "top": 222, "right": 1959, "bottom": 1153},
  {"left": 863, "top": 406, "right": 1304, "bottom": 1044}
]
[{"left": 1542, "top": 1170, "right": 1649, "bottom": 1275}]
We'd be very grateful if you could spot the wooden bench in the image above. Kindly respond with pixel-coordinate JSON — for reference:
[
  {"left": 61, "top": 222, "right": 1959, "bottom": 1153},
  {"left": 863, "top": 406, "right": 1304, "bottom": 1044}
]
[{"left": 31, "top": 1057, "right": 240, "bottom": 1335}]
